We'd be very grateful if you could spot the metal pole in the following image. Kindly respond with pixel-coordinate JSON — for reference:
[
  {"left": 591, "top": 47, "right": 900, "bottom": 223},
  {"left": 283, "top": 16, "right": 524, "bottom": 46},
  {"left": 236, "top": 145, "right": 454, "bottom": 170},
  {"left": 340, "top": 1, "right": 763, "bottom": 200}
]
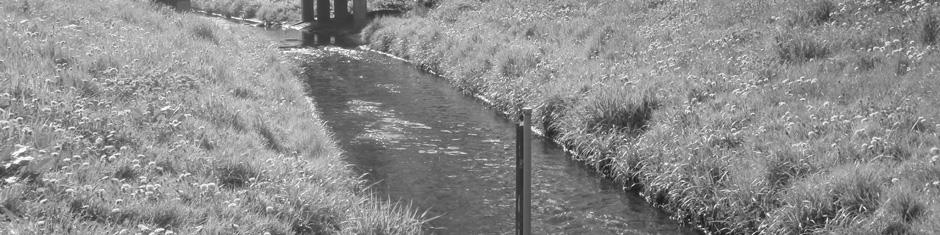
[
  {"left": 516, "top": 108, "right": 532, "bottom": 235},
  {"left": 515, "top": 123, "right": 523, "bottom": 234}
]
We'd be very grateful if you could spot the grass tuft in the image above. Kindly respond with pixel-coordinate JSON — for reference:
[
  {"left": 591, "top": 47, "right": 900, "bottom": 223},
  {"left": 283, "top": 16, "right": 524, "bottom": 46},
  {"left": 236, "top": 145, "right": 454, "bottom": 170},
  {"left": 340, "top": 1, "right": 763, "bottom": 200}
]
[
  {"left": 540, "top": 94, "right": 574, "bottom": 137},
  {"left": 805, "top": 0, "right": 837, "bottom": 25},
  {"left": 885, "top": 188, "right": 927, "bottom": 223},
  {"left": 883, "top": 221, "right": 911, "bottom": 235},
  {"left": 921, "top": 13, "right": 939, "bottom": 45},
  {"left": 255, "top": 119, "right": 285, "bottom": 153},
  {"left": 233, "top": 87, "right": 255, "bottom": 99},
  {"left": 291, "top": 207, "right": 341, "bottom": 234},
  {"left": 215, "top": 161, "right": 258, "bottom": 188},
  {"left": 68, "top": 198, "right": 109, "bottom": 222},
  {"left": 149, "top": 205, "right": 185, "bottom": 229},
  {"left": 190, "top": 21, "right": 219, "bottom": 44},
  {"left": 765, "top": 150, "right": 816, "bottom": 189},
  {"left": 199, "top": 99, "right": 247, "bottom": 131},
  {"left": 763, "top": 164, "right": 884, "bottom": 234},
  {"left": 113, "top": 165, "right": 138, "bottom": 181},
  {"left": 1, "top": 196, "right": 24, "bottom": 218},
  {"left": 773, "top": 31, "right": 832, "bottom": 63},
  {"left": 581, "top": 86, "right": 657, "bottom": 134}
]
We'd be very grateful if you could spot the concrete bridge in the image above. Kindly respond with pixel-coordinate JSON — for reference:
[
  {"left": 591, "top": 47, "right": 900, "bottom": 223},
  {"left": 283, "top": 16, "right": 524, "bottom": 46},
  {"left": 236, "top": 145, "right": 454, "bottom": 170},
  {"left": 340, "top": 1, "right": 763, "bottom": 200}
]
[{"left": 302, "top": 0, "right": 368, "bottom": 30}]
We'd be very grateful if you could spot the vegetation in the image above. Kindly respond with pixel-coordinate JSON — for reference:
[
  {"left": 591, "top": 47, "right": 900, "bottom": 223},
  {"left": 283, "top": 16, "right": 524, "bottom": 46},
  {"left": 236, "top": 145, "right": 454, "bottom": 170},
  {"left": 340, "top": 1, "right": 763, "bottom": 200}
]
[
  {"left": 193, "top": 0, "right": 301, "bottom": 23},
  {"left": 361, "top": 0, "right": 940, "bottom": 233},
  {"left": 0, "top": 0, "right": 425, "bottom": 233}
]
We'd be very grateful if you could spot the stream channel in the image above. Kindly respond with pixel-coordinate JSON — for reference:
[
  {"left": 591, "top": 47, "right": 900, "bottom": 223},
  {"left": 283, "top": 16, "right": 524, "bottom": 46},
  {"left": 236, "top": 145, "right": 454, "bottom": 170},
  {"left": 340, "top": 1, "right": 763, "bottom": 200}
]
[{"left": 237, "top": 22, "right": 698, "bottom": 234}]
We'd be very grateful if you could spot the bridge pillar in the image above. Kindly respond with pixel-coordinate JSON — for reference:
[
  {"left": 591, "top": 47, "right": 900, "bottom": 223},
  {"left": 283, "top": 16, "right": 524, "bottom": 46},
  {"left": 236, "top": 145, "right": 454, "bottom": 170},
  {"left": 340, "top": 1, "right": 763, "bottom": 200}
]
[
  {"left": 302, "top": 0, "right": 314, "bottom": 22},
  {"left": 335, "top": 0, "right": 349, "bottom": 22},
  {"left": 317, "top": 0, "right": 331, "bottom": 22},
  {"left": 353, "top": 0, "right": 367, "bottom": 28},
  {"left": 174, "top": 0, "right": 191, "bottom": 12}
]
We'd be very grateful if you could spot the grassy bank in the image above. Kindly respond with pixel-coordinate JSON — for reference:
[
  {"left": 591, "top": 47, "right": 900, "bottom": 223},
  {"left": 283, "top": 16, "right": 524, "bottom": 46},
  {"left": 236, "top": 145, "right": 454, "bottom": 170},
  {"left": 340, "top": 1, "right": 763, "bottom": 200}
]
[
  {"left": 361, "top": 0, "right": 940, "bottom": 234},
  {"left": 193, "top": 0, "right": 301, "bottom": 23},
  {"left": 0, "top": 0, "right": 424, "bottom": 233}
]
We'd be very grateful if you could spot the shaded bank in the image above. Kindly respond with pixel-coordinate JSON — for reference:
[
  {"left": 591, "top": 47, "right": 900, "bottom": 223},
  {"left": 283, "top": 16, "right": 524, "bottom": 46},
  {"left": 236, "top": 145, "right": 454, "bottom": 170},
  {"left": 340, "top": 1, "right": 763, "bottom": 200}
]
[
  {"left": 361, "top": 0, "right": 940, "bottom": 234},
  {"left": 0, "top": 0, "right": 424, "bottom": 233}
]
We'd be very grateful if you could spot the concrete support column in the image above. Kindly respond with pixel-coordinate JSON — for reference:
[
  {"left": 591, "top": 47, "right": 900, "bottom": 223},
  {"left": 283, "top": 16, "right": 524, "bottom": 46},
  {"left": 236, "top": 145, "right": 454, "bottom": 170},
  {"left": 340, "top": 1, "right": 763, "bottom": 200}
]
[
  {"left": 302, "top": 0, "right": 314, "bottom": 22},
  {"left": 317, "top": 0, "right": 331, "bottom": 22},
  {"left": 175, "top": 0, "right": 191, "bottom": 12},
  {"left": 335, "top": 0, "right": 349, "bottom": 22},
  {"left": 353, "top": 0, "right": 367, "bottom": 27}
]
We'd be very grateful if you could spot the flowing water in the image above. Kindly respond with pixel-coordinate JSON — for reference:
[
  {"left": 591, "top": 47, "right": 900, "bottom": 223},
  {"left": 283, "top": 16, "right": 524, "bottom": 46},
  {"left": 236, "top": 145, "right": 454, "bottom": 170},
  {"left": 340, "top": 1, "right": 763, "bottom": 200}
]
[{"left": 243, "top": 25, "right": 698, "bottom": 234}]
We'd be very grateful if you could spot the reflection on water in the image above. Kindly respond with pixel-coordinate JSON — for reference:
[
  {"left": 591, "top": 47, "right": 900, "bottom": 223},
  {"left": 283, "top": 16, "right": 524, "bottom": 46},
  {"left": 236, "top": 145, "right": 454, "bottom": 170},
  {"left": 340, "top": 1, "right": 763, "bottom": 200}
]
[{"left": 254, "top": 28, "right": 699, "bottom": 234}]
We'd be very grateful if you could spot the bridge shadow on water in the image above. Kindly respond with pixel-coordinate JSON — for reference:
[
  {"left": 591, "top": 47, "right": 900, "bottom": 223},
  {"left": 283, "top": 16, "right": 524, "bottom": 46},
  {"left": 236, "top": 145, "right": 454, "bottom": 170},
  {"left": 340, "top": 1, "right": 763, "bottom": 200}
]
[
  {"left": 301, "top": 31, "right": 362, "bottom": 48},
  {"left": 266, "top": 29, "right": 362, "bottom": 49}
]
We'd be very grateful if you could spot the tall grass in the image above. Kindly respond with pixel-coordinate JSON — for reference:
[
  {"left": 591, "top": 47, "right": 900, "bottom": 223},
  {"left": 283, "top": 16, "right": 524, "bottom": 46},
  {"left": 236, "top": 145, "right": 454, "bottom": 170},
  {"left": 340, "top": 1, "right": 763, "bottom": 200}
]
[
  {"left": 0, "top": 0, "right": 424, "bottom": 233},
  {"left": 191, "top": 0, "right": 299, "bottom": 22},
  {"left": 360, "top": 0, "right": 940, "bottom": 233}
]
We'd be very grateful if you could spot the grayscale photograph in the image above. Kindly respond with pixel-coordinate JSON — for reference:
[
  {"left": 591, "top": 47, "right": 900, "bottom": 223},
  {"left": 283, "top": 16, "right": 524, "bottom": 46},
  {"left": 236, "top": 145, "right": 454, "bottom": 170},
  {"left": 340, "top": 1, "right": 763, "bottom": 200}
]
[{"left": 2, "top": 0, "right": 939, "bottom": 234}]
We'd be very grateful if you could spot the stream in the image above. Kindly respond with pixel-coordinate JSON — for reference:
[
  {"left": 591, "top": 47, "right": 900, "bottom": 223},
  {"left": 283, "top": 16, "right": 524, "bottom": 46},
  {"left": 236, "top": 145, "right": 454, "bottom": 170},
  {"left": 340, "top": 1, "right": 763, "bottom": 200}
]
[{"left": 242, "top": 25, "right": 698, "bottom": 234}]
